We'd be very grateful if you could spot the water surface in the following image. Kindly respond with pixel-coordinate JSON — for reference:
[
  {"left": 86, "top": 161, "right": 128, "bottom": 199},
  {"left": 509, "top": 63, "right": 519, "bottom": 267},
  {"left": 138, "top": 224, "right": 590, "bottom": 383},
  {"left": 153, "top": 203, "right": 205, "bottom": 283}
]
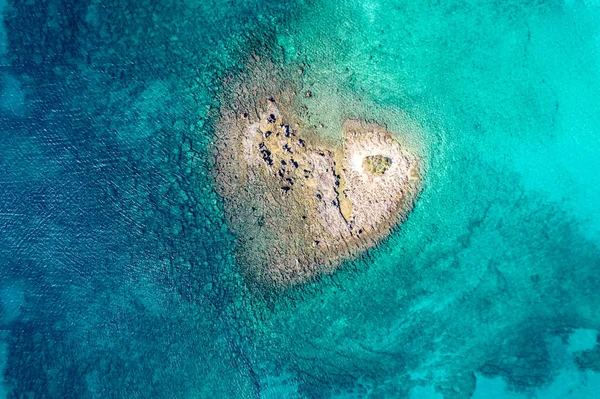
[{"left": 1, "top": 0, "right": 599, "bottom": 398}]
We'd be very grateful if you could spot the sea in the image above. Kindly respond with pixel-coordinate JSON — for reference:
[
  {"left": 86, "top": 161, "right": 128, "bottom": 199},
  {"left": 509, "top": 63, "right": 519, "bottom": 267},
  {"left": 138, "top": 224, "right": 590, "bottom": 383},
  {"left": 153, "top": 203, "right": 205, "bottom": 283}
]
[{"left": 1, "top": 0, "right": 599, "bottom": 398}]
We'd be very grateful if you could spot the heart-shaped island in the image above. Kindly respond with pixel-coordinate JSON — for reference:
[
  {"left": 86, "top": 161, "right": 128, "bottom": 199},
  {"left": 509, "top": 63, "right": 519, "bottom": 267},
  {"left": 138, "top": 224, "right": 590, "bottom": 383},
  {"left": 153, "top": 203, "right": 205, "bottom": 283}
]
[{"left": 213, "top": 58, "right": 421, "bottom": 290}]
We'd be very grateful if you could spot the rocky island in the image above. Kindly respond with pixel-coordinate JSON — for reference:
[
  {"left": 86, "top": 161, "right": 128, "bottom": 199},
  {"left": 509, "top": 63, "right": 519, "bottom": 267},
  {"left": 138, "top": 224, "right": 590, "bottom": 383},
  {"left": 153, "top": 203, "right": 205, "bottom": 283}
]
[{"left": 213, "top": 57, "right": 422, "bottom": 289}]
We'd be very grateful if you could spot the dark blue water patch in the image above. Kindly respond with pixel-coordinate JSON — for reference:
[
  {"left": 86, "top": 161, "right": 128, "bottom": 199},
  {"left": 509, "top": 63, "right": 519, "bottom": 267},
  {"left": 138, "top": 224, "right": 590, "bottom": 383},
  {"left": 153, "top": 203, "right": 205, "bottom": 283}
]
[{"left": 0, "top": 0, "right": 303, "bottom": 397}]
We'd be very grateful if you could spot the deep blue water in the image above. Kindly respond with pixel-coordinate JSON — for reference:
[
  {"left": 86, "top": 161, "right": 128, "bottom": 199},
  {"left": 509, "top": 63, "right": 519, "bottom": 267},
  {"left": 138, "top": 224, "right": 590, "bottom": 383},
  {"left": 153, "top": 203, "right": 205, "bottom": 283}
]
[{"left": 1, "top": 0, "right": 600, "bottom": 398}]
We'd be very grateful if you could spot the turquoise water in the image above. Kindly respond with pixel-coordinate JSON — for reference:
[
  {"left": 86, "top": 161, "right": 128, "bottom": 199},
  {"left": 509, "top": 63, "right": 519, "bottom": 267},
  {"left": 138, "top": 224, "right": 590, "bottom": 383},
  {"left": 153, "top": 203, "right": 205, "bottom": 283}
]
[{"left": 1, "top": 0, "right": 599, "bottom": 398}]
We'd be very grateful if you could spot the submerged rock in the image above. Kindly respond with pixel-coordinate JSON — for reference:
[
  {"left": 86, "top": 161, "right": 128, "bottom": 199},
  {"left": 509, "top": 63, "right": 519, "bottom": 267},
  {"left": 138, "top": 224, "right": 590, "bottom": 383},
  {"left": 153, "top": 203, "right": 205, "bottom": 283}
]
[{"left": 212, "top": 58, "right": 422, "bottom": 289}]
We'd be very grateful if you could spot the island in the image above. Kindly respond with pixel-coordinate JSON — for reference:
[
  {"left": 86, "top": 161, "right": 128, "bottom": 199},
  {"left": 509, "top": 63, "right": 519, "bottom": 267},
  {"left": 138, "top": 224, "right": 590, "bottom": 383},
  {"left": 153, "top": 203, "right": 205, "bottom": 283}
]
[{"left": 212, "top": 57, "right": 421, "bottom": 289}]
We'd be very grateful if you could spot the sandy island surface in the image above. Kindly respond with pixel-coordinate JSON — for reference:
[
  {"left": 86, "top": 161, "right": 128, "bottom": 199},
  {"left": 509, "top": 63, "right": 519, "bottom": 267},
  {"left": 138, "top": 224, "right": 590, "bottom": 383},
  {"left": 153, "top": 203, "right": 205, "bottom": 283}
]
[{"left": 212, "top": 57, "right": 422, "bottom": 289}]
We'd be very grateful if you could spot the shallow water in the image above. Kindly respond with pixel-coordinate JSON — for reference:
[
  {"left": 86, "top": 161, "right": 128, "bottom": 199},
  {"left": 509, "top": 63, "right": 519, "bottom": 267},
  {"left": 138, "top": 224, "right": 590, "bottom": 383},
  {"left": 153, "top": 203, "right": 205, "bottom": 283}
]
[{"left": 0, "top": 0, "right": 599, "bottom": 398}]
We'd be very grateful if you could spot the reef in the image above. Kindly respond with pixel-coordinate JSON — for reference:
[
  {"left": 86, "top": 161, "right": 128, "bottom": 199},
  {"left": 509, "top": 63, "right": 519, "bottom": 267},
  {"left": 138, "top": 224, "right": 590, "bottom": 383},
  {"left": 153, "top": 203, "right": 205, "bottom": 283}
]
[{"left": 213, "top": 57, "right": 421, "bottom": 289}]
